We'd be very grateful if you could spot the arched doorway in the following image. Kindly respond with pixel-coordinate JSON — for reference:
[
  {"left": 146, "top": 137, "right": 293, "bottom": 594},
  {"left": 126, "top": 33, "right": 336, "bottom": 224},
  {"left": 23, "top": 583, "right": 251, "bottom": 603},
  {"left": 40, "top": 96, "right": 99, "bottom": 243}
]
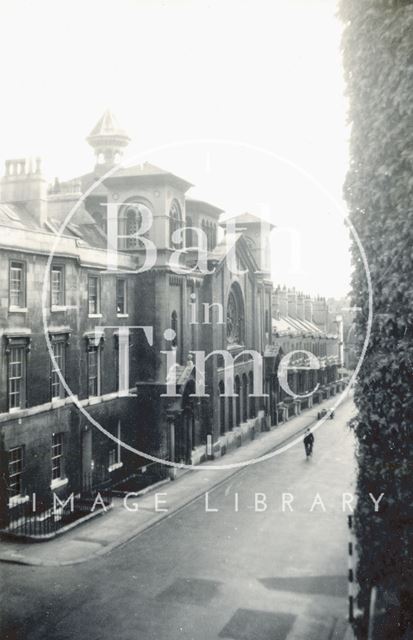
[{"left": 178, "top": 379, "right": 196, "bottom": 464}]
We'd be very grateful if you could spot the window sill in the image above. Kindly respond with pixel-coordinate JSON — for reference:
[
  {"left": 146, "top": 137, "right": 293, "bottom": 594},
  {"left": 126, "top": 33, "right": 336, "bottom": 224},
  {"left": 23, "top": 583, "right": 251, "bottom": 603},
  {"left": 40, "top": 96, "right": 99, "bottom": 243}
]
[
  {"left": 8, "top": 495, "right": 30, "bottom": 508},
  {"left": 9, "top": 406, "right": 23, "bottom": 414},
  {"left": 9, "top": 307, "right": 27, "bottom": 313},
  {"left": 50, "top": 477, "right": 68, "bottom": 490},
  {"left": 116, "top": 313, "right": 129, "bottom": 318},
  {"left": 88, "top": 396, "right": 101, "bottom": 405},
  {"left": 51, "top": 397, "right": 66, "bottom": 408},
  {"left": 108, "top": 462, "right": 123, "bottom": 472},
  {"left": 51, "top": 305, "right": 67, "bottom": 312},
  {"left": 88, "top": 314, "right": 103, "bottom": 319}
]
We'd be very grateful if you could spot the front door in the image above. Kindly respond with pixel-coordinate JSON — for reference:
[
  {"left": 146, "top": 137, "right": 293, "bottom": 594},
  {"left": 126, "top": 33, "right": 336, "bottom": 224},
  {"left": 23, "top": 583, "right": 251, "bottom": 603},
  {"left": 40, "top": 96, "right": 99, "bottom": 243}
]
[{"left": 81, "top": 428, "right": 92, "bottom": 490}]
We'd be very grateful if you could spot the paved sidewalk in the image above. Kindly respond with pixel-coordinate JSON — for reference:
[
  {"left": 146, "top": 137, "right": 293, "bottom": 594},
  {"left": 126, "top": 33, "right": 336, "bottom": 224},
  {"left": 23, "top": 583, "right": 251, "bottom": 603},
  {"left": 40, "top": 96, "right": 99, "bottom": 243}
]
[{"left": 0, "top": 395, "right": 355, "bottom": 567}]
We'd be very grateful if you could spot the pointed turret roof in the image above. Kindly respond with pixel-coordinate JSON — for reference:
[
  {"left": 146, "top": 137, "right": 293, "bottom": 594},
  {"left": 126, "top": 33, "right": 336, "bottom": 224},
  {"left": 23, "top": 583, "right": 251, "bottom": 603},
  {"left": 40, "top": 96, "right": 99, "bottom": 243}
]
[
  {"left": 86, "top": 110, "right": 131, "bottom": 167},
  {"left": 87, "top": 109, "right": 130, "bottom": 142}
]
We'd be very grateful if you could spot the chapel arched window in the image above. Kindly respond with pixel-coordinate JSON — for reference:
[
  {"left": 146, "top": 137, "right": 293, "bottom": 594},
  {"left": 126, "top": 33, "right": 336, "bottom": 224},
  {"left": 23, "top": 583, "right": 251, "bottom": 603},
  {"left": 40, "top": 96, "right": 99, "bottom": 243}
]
[
  {"left": 169, "top": 201, "right": 182, "bottom": 247},
  {"left": 226, "top": 285, "right": 245, "bottom": 345},
  {"left": 118, "top": 203, "right": 151, "bottom": 250}
]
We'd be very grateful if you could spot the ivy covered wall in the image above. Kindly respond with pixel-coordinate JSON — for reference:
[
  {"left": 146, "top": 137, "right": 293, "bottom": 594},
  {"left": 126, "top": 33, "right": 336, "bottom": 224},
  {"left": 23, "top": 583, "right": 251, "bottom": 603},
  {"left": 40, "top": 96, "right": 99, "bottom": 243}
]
[{"left": 340, "top": 0, "right": 413, "bottom": 636}]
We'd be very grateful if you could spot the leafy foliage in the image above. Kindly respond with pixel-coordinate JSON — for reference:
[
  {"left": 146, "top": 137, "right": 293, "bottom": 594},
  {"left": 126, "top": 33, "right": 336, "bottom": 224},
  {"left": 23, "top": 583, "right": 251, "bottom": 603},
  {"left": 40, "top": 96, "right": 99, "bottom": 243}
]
[{"left": 340, "top": 0, "right": 413, "bottom": 634}]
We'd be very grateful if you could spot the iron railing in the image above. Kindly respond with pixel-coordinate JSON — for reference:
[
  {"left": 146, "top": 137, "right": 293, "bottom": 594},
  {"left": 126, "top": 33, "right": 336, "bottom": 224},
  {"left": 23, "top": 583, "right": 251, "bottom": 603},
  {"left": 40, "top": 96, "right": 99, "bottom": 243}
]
[
  {"left": 112, "top": 460, "right": 169, "bottom": 495},
  {"left": 3, "top": 488, "right": 112, "bottom": 539}
]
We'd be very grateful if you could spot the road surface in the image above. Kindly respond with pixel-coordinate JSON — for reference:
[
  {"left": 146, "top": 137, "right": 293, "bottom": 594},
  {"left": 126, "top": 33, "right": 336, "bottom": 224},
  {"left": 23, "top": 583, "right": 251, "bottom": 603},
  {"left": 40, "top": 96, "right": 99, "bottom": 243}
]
[{"left": 0, "top": 400, "right": 357, "bottom": 640}]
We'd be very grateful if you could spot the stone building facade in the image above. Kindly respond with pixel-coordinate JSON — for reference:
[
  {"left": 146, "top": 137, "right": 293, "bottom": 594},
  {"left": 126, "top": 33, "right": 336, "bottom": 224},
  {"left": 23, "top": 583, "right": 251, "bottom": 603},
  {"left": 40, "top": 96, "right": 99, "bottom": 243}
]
[
  {"left": 0, "top": 111, "right": 278, "bottom": 528},
  {"left": 0, "top": 111, "right": 343, "bottom": 531},
  {"left": 267, "top": 287, "right": 345, "bottom": 425}
]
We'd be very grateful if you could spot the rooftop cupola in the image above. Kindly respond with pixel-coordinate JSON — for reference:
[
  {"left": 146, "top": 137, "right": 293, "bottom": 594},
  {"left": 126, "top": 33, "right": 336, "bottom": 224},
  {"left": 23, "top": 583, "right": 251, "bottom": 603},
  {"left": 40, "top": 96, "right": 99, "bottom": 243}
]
[{"left": 87, "top": 110, "right": 130, "bottom": 168}]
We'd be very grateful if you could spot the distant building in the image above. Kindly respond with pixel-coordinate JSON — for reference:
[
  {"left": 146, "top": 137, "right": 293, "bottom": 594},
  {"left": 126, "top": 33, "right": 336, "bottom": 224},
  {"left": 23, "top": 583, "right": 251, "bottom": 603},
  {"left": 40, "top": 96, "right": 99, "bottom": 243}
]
[
  {"left": 326, "top": 297, "right": 358, "bottom": 371},
  {"left": 269, "top": 287, "right": 345, "bottom": 424}
]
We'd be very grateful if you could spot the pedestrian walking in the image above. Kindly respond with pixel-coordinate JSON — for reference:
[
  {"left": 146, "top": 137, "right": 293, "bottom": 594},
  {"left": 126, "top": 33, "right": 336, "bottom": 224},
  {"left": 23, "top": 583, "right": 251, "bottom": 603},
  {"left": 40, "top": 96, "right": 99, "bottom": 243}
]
[{"left": 303, "top": 428, "right": 314, "bottom": 459}]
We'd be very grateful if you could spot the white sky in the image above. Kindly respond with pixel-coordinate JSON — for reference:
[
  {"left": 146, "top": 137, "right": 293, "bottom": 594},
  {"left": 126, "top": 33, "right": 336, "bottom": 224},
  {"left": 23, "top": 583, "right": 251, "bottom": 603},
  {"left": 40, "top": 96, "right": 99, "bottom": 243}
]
[{"left": 0, "top": 0, "right": 351, "bottom": 298}]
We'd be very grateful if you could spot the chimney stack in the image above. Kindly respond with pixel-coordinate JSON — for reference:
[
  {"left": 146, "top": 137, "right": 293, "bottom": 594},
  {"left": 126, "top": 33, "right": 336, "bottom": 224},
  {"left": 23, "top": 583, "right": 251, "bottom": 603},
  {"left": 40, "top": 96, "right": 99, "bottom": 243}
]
[
  {"left": 304, "top": 296, "right": 313, "bottom": 323},
  {"left": 1, "top": 157, "right": 48, "bottom": 227},
  {"left": 279, "top": 287, "right": 288, "bottom": 316},
  {"left": 272, "top": 288, "right": 280, "bottom": 319},
  {"left": 312, "top": 296, "right": 328, "bottom": 331},
  {"left": 296, "top": 292, "right": 305, "bottom": 321},
  {"left": 287, "top": 288, "right": 297, "bottom": 318}
]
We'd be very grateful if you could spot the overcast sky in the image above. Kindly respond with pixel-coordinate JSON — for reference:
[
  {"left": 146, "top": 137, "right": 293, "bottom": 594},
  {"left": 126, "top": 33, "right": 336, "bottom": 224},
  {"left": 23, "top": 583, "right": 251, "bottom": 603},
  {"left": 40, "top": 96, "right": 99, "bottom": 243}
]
[{"left": 0, "top": 0, "right": 352, "bottom": 298}]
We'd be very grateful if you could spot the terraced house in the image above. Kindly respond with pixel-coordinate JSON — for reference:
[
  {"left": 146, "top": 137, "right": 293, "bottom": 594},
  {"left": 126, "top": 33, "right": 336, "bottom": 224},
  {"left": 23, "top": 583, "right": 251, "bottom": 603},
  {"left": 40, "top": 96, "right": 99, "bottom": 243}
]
[{"left": 268, "top": 287, "right": 346, "bottom": 426}]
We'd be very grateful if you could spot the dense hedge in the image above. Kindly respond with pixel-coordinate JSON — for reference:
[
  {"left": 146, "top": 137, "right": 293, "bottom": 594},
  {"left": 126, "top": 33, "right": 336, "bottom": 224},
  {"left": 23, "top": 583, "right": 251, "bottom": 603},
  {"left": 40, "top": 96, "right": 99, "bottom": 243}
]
[{"left": 340, "top": 0, "right": 413, "bottom": 636}]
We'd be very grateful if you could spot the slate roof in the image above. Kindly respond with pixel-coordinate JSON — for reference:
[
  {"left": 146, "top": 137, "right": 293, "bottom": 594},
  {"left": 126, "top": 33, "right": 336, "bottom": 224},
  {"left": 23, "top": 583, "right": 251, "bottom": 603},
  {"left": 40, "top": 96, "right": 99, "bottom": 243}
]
[
  {"left": 272, "top": 315, "right": 325, "bottom": 337},
  {"left": 186, "top": 198, "right": 224, "bottom": 218},
  {"left": 0, "top": 203, "right": 39, "bottom": 230},
  {"left": 77, "top": 162, "right": 193, "bottom": 193},
  {"left": 221, "top": 211, "right": 275, "bottom": 228}
]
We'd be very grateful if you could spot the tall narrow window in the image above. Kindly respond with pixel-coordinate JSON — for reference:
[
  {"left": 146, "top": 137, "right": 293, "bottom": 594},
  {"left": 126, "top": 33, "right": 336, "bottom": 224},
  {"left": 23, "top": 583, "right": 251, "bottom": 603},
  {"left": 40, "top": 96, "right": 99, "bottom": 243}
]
[
  {"left": 235, "top": 376, "right": 241, "bottom": 426},
  {"left": 51, "top": 340, "right": 66, "bottom": 400},
  {"left": 116, "top": 278, "right": 127, "bottom": 314},
  {"left": 201, "top": 220, "right": 207, "bottom": 249},
  {"left": 109, "top": 421, "right": 122, "bottom": 470},
  {"left": 171, "top": 311, "right": 178, "bottom": 348},
  {"left": 88, "top": 276, "right": 100, "bottom": 315},
  {"left": 88, "top": 346, "right": 101, "bottom": 397},
  {"left": 8, "top": 346, "right": 26, "bottom": 411},
  {"left": 228, "top": 397, "right": 234, "bottom": 431},
  {"left": 9, "top": 261, "right": 25, "bottom": 308},
  {"left": 51, "top": 433, "right": 64, "bottom": 481},
  {"left": 123, "top": 206, "right": 138, "bottom": 248},
  {"left": 219, "top": 381, "right": 225, "bottom": 435},
  {"left": 118, "top": 204, "right": 150, "bottom": 250},
  {"left": 265, "top": 310, "right": 270, "bottom": 335},
  {"left": 226, "top": 284, "right": 245, "bottom": 345},
  {"left": 169, "top": 201, "right": 182, "bottom": 246},
  {"left": 249, "top": 372, "right": 255, "bottom": 418},
  {"left": 186, "top": 216, "right": 193, "bottom": 247},
  {"left": 8, "top": 446, "right": 24, "bottom": 497},
  {"left": 51, "top": 265, "right": 65, "bottom": 307},
  {"left": 242, "top": 373, "right": 248, "bottom": 422}
]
